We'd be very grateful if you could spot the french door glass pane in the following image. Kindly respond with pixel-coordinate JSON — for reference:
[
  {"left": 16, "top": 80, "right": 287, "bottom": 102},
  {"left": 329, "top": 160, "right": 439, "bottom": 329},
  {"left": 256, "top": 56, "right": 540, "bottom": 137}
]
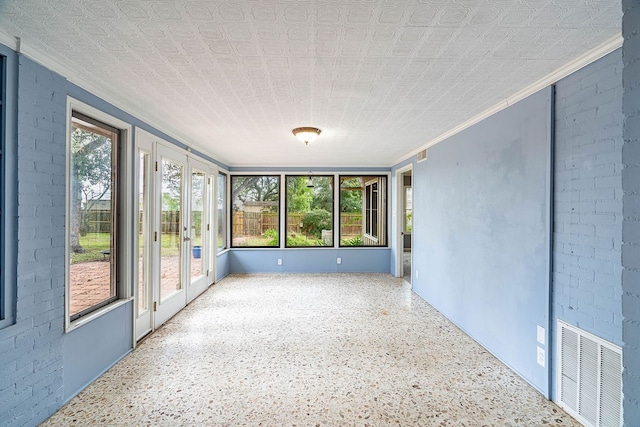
[
  {"left": 160, "top": 159, "right": 182, "bottom": 301},
  {"left": 138, "top": 151, "right": 149, "bottom": 313},
  {"left": 191, "top": 171, "right": 205, "bottom": 278}
]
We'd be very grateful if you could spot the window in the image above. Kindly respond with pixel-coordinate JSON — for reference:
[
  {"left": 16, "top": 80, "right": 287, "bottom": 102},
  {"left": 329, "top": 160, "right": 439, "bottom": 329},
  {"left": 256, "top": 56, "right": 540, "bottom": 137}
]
[
  {"left": 68, "top": 112, "right": 121, "bottom": 321},
  {"left": 217, "top": 172, "right": 227, "bottom": 252},
  {"left": 0, "top": 53, "right": 8, "bottom": 329},
  {"left": 231, "top": 175, "right": 280, "bottom": 247},
  {"left": 339, "top": 175, "right": 387, "bottom": 247},
  {"left": 285, "top": 175, "right": 334, "bottom": 247}
]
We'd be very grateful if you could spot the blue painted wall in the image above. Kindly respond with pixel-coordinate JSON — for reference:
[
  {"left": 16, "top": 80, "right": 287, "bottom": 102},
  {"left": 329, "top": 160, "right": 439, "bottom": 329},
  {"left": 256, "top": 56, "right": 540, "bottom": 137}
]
[
  {"left": 392, "top": 50, "right": 629, "bottom": 411},
  {"left": 0, "top": 53, "right": 67, "bottom": 427},
  {"left": 63, "top": 304, "right": 132, "bottom": 401},
  {"left": 552, "top": 47, "right": 623, "bottom": 392},
  {"left": 229, "top": 249, "right": 391, "bottom": 274},
  {"left": 409, "top": 87, "right": 553, "bottom": 396},
  {"left": 216, "top": 251, "right": 230, "bottom": 282},
  {"left": 621, "top": 1, "right": 640, "bottom": 424}
]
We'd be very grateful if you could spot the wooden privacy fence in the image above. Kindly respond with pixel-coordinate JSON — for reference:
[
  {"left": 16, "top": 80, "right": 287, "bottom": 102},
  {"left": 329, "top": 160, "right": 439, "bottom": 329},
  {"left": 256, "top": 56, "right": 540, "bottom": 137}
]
[
  {"left": 340, "top": 212, "right": 362, "bottom": 237},
  {"left": 85, "top": 210, "right": 200, "bottom": 234},
  {"left": 232, "top": 211, "right": 362, "bottom": 237},
  {"left": 83, "top": 210, "right": 111, "bottom": 233},
  {"left": 87, "top": 209, "right": 363, "bottom": 237}
]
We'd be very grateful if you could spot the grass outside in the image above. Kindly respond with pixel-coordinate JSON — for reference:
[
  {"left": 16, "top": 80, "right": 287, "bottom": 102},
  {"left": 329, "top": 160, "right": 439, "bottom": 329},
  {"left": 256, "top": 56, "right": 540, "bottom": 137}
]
[{"left": 71, "top": 232, "right": 189, "bottom": 264}]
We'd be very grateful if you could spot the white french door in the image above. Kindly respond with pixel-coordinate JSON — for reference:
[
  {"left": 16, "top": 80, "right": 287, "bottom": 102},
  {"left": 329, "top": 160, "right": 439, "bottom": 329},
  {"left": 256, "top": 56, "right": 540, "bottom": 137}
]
[
  {"left": 186, "top": 158, "right": 214, "bottom": 302},
  {"left": 134, "top": 129, "right": 216, "bottom": 339},
  {"left": 154, "top": 143, "right": 188, "bottom": 328}
]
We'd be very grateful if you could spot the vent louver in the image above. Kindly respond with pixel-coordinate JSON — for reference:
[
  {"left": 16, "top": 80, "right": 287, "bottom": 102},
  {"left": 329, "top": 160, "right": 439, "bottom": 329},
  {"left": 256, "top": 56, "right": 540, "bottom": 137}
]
[
  {"left": 417, "top": 149, "right": 428, "bottom": 162},
  {"left": 557, "top": 321, "right": 622, "bottom": 427}
]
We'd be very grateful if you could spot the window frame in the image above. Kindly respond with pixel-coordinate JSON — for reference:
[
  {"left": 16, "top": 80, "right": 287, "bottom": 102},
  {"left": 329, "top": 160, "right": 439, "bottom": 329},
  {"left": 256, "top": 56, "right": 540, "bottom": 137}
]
[
  {"left": 364, "top": 178, "right": 379, "bottom": 240},
  {"left": 0, "top": 54, "right": 4, "bottom": 326},
  {"left": 284, "top": 175, "right": 335, "bottom": 248},
  {"left": 338, "top": 175, "right": 388, "bottom": 248},
  {"left": 65, "top": 98, "right": 132, "bottom": 332},
  {"left": 0, "top": 47, "right": 16, "bottom": 331},
  {"left": 230, "top": 174, "right": 281, "bottom": 248},
  {"left": 216, "top": 171, "right": 228, "bottom": 253}
]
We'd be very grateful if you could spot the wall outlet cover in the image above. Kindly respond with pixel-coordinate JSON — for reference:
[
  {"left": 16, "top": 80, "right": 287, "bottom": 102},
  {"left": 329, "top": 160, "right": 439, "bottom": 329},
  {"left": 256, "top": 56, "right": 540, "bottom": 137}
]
[
  {"left": 277, "top": 258, "right": 282, "bottom": 265},
  {"left": 537, "top": 347, "right": 545, "bottom": 367},
  {"left": 336, "top": 257, "right": 341, "bottom": 264}
]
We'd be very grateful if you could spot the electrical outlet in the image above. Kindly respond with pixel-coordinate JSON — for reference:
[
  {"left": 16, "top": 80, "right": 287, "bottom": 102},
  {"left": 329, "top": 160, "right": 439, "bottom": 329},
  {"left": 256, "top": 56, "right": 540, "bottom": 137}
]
[
  {"left": 277, "top": 258, "right": 282, "bottom": 265},
  {"left": 537, "top": 325, "right": 545, "bottom": 345},
  {"left": 336, "top": 257, "right": 341, "bottom": 264},
  {"left": 415, "top": 270, "right": 419, "bottom": 279},
  {"left": 537, "top": 347, "right": 545, "bottom": 367}
]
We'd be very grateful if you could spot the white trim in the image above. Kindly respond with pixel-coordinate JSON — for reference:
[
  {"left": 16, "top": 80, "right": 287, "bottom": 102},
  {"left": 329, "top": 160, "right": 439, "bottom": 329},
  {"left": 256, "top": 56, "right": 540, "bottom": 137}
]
[
  {"left": 68, "top": 98, "right": 131, "bottom": 131},
  {"left": 394, "top": 164, "right": 413, "bottom": 279},
  {"left": 0, "top": 30, "right": 18, "bottom": 51},
  {"left": 66, "top": 299, "right": 132, "bottom": 333},
  {"left": 133, "top": 129, "right": 154, "bottom": 342},
  {"left": 389, "top": 34, "right": 623, "bottom": 167}
]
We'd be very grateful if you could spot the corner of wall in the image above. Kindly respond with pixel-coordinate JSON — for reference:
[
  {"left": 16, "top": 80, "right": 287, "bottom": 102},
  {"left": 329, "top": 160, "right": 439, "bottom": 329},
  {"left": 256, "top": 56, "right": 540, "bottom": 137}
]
[{"left": 621, "top": 1, "right": 640, "bottom": 424}]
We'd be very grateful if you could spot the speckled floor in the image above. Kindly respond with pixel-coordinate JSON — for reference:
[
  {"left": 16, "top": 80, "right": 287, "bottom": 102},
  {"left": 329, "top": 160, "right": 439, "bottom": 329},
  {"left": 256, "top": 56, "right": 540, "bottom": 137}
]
[{"left": 42, "top": 274, "right": 579, "bottom": 426}]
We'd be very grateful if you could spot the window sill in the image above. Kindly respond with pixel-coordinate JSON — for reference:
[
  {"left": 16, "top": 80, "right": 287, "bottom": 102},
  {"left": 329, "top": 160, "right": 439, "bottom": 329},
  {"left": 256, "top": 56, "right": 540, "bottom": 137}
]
[{"left": 66, "top": 298, "right": 132, "bottom": 333}]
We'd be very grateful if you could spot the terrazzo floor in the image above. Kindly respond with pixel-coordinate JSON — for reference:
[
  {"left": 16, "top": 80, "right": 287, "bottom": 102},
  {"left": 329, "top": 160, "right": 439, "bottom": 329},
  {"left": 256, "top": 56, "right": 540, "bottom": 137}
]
[{"left": 42, "top": 273, "right": 579, "bottom": 426}]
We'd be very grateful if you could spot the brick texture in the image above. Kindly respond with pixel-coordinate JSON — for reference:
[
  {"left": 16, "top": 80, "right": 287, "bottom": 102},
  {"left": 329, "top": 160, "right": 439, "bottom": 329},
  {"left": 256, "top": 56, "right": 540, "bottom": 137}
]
[
  {"left": 0, "top": 55, "right": 66, "bottom": 427},
  {"left": 553, "top": 49, "right": 624, "bottom": 347},
  {"left": 622, "top": 0, "right": 640, "bottom": 424}
]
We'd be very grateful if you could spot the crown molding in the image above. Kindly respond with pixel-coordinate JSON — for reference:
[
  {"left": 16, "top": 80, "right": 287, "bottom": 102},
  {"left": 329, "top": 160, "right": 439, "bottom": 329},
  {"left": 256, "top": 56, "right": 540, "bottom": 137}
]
[
  {"left": 390, "top": 33, "right": 624, "bottom": 167},
  {"left": 0, "top": 29, "right": 18, "bottom": 51}
]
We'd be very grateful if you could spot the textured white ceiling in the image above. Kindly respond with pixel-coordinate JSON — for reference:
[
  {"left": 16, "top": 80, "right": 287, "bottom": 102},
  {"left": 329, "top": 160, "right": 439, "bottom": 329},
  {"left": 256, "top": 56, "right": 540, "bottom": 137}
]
[{"left": 0, "top": 1, "right": 621, "bottom": 167}]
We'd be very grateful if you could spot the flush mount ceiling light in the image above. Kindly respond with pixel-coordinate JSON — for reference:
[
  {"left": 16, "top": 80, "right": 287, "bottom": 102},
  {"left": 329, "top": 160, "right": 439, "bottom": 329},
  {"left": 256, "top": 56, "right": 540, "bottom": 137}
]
[{"left": 292, "top": 127, "right": 321, "bottom": 145}]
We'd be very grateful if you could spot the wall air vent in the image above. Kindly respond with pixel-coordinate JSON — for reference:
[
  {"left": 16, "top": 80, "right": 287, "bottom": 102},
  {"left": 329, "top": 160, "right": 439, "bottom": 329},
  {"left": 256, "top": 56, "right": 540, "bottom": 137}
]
[
  {"left": 557, "top": 321, "right": 622, "bottom": 427},
  {"left": 417, "top": 149, "right": 428, "bottom": 163}
]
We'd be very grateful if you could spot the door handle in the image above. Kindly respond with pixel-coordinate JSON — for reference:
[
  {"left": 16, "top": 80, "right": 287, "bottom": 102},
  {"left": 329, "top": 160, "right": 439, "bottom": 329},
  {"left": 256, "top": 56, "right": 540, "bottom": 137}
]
[{"left": 184, "top": 236, "right": 191, "bottom": 242}]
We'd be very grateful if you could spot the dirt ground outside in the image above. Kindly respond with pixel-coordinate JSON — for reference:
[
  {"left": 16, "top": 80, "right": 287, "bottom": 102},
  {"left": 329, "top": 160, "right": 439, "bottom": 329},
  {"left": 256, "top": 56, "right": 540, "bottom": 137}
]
[{"left": 70, "top": 254, "right": 205, "bottom": 316}]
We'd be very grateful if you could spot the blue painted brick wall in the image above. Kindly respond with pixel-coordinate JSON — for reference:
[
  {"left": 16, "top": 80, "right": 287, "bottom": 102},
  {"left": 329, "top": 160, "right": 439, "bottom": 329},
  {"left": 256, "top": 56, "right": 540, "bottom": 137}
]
[
  {"left": 622, "top": 0, "right": 640, "bottom": 424},
  {"left": 0, "top": 55, "right": 67, "bottom": 427},
  {"left": 553, "top": 49, "right": 624, "bottom": 349}
]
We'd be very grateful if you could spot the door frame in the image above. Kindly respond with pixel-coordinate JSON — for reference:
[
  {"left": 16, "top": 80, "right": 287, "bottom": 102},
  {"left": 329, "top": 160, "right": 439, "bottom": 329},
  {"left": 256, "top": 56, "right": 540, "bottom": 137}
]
[
  {"left": 134, "top": 129, "right": 218, "bottom": 340},
  {"left": 134, "top": 129, "right": 154, "bottom": 341},
  {"left": 395, "top": 164, "right": 413, "bottom": 282}
]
